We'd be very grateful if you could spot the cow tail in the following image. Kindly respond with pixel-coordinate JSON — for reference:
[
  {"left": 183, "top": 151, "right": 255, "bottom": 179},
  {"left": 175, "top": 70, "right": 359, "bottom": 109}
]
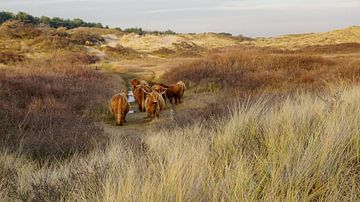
[
  {"left": 117, "top": 97, "right": 123, "bottom": 124},
  {"left": 140, "top": 89, "right": 145, "bottom": 112}
]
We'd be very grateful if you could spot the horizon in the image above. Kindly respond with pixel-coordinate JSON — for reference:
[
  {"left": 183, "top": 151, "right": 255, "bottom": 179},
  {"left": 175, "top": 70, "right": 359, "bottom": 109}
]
[{"left": 1, "top": 0, "right": 360, "bottom": 37}]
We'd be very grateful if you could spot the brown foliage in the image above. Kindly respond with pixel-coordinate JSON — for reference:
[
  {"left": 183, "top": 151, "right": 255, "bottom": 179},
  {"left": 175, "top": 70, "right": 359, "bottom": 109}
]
[
  {"left": 0, "top": 51, "right": 26, "bottom": 64},
  {"left": 0, "top": 55, "right": 116, "bottom": 159},
  {"left": 164, "top": 50, "right": 360, "bottom": 94},
  {"left": 69, "top": 30, "right": 104, "bottom": 45}
]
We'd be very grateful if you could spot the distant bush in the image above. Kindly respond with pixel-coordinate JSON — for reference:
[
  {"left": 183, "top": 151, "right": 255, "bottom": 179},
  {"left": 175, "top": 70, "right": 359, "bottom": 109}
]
[
  {"left": 123, "top": 27, "right": 145, "bottom": 35},
  {"left": 0, "top": 11, "right": 14, "bottom": 24},
  {"left": 102, "top": 45, "right": 140, "bottom": 60},
  {"left": 0, "top": 20, "right": 42, "bottom": 39},
  {"left": 69, "top": 30, "right": 105, "bottom": 45},
  {"left": 124, "top": 27, "right": 177, "bottom": 35}
]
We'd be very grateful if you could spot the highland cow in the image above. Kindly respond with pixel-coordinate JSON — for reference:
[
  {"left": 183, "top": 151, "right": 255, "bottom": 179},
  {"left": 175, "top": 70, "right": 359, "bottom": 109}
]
[
  {"left": 144, "top": 90, "right": 166, "bottom": 118},
  {"left": 131, "top": 79, "right": 151, "bottom": 112},
  {"left": 159, "top": 81, "right": 186, "bottom": 104},
  {"left": 109, "top": 93, "right": 130, "bottom": 126},
  {"left": 152, "top": 83, "right": 168, "bottom": 102},
  {"left": 130, "top": 78, "right": 149, "bottom": 90}
]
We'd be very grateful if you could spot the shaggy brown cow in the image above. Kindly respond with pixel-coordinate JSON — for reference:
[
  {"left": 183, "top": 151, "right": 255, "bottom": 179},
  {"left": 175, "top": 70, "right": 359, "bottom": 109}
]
[
  {"left": 109, "top": 93, "right": 130, "bottom": 126},
  {"left": 130, "top": 78, "right": 149, "bottom": 90},
  {"left": 144, "top": 90, "right": 166, "bottom": 118},
  {"left": 152, "top": 83, "right": 168, "bottom": 102},
  {"left": 159, "top": 81, "right": 186, "bottom": 104},
  {"left": 177, "top": 81, "right": 186, "bottom": 98},
  {"left": 131, "top": 79, "right": 151, "bottom": 112}
]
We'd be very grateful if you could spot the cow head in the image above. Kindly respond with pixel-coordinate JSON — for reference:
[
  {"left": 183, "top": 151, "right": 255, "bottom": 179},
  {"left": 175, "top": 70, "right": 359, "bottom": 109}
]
[
  {"left": 152, "top": 84, "right": 167, "bottom": 94},
  {"left": 144, "top": 90, "right": 156, "bottom": 103},
  {"left": 130, "top": 79, "right": 140, "bottom": 89}
]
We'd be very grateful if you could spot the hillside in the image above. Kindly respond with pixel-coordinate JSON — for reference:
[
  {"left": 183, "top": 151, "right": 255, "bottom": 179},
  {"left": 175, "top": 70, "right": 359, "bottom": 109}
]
[
  {"left": 245, "top": 26, "right": 360, "bottom": 49},
  {"left": 104, "top": 32, "right": 243, "bottom": 52}
]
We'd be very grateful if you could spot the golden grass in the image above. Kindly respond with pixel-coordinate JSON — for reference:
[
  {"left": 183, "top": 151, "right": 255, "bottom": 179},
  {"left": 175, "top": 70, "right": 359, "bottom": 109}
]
[
  {"left": 246, "top": 26, "right": 360, "bottom": 49},
  {"left": 1, "top": 85, "right": 360, "bottom": 200}
]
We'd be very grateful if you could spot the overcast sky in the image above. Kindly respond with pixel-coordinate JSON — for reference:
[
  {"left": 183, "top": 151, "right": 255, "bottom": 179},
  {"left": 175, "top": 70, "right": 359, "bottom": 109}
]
[{"left": 1, "top": 0, "right": 359, "bottom": 37}]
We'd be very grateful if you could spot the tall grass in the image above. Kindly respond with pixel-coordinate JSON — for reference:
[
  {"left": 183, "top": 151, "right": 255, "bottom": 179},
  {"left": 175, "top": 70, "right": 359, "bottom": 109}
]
[
  {"left": 165, "top": 50, "right": 360, "bottom": 94},
  {"left": 1, "top": 86, "right": 360, "bottom": 200}
]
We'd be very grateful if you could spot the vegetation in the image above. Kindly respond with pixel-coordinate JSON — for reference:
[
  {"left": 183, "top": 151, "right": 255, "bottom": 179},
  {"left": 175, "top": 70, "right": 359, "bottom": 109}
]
[
  {"left": 0, "top": 11, "right": 105, "bottom": 29},
  {"left": 1, "top": 86, "right": 360, "bottom": 200},
  {"left": 1, "top": 17, "right": 360, "bottom": 200},
  {"left": 165, "top": 48, "right": 360, "bottom": 93},
  {"left": 0, "top": 53, "right": 116, "bottom": 159},
  {"left": 123, "top": 27, "right": 177, "bottom": 35}
]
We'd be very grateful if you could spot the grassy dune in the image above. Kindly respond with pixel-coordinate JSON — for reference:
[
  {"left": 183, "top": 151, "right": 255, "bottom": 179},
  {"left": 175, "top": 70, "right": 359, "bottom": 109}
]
[
  {"left": 1, "top": 86, "right": 360, "bottom": 201},
  {"left": 247, "top": 26, "right": 360, "bottom": 49}
]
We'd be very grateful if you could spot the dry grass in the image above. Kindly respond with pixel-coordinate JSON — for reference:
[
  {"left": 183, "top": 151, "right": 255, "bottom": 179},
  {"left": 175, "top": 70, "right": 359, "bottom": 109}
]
[
  {"left": 1, "top": 86, "right": 360, "bottom": 200},
  {"left": 246, "top": 26, "right": 360, "bottom": 49},
  {"left": 0, "top": 54, "right": 116, "bottom": 159},
  {"left": 165, "top": 49, "right": 360, "bottom": 94}
]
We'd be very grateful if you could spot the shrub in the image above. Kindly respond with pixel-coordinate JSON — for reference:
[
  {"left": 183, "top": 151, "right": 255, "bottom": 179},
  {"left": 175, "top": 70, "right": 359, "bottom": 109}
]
[
  {"left": 164, "top": 50, "right": 360, "bottom": 93},
  {"left": 0, "top": 51, "right": 25, "bottom": 64},
  {"left": 0, "top": 55, "right": 116, "bottom": 159}
]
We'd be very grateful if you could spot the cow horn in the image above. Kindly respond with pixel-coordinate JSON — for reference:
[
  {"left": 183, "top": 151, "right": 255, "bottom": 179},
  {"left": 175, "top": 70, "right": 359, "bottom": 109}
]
[
  {"left": 160, "top": 89, "right": 167, "bottom": 95},
  {"left": 142, "top": 88, "right": 149, "bottom": 94}
]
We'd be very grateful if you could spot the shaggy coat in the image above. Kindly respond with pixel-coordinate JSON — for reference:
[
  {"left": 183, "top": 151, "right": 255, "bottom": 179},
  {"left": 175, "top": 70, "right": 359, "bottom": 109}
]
[
  {"left": 151, "top": 83, "right": 167, "bottom": 102},
  {"left": 130, "top": 78, "right": 149, "bottom": 90},
  {"left": 109, "top": 93, "right": 130, "bottom": 126},
  {"left": 133, "top": 84, "right": 151, "bottom": 112},
  {"left": 131, "top": 79, "right": 151, "bottom": 112},
  {"left": 177, "top": 81, "right": 186, "bottom": 98},
  {"left": 159, "top": 81, "right": 186, "bottom": 104},
  {"left": 144, "top": 90, "right": 166, "bottom": 118}
]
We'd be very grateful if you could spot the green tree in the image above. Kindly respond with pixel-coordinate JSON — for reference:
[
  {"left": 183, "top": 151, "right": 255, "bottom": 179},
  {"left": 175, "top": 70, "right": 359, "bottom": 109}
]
[
  {"left": 0, "top": 11, "right": 14, "bottom": 24},
  {"left": 15, "top": 12, "right": 36, "bottom": 24}
]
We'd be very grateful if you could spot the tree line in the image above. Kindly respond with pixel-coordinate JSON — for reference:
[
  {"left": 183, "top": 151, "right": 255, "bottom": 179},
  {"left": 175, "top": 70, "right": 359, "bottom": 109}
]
[
  {"left": 0, "top": 11, "right": 105, "bottom": 29},
  {"left": 0, "top": 11, "right": 179, "bottom": 35}
]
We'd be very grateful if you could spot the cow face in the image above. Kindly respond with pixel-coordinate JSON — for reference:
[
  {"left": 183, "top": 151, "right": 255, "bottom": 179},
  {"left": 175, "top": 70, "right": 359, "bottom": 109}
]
[
  {"left": 146, "top": 92, "right": 158, "bottom": 104},
  {"left": 130, "top": 79, "right": 140, "bottom": 88},
  {"left": 152, "top": 84, "right": 167, "bottom": 94}
]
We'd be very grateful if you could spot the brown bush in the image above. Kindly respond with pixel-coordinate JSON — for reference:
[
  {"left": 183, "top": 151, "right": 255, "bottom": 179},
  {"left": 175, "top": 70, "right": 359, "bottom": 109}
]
[
  {"left": 299, "top": 43, "right": 360, "bottom": 54},
  {"left": 102, "top": 45, "right": 140, "bottom": 59},
  {"left": 164, "top": 50, "right": 360, "bottom": 94},
  {"left": 0, "top": 51, "right": 26, "bottom": 64},
  {"left": 0, "top": 55, "right": 116, "bottom": 159},
  {"left": 0, "top": 20, "right": 42, "bottom": 39},
  {"left": 70, "top": 30, "right": 104, "bottom": 45}
]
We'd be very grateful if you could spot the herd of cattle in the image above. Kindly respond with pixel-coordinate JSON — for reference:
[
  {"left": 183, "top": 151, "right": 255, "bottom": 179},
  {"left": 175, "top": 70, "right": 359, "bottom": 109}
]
[{"left": 109, "top": 79, "right": 186, "bottom": 126}]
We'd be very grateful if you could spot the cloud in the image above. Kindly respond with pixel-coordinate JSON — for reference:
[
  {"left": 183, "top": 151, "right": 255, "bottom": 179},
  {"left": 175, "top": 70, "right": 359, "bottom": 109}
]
[{"left": 146, "top": 0, "right": 360, "bottom": 13}]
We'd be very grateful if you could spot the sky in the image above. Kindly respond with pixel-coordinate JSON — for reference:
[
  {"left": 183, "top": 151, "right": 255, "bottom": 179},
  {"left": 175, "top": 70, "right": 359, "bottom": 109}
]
[{"left": 1, "top": 0, "right": 359, "bottom": 37}]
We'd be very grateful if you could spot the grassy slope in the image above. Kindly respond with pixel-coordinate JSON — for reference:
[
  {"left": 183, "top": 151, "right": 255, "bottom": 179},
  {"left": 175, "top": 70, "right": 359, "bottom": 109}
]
[{"left": 246, "top": 26, "right": 360, "bottom": 49}]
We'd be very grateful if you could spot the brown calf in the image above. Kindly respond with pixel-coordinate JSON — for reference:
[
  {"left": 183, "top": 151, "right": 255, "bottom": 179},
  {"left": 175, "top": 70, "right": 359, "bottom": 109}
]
[{"left": 109, "top": 93, "right": 130, "bottom": 126}]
